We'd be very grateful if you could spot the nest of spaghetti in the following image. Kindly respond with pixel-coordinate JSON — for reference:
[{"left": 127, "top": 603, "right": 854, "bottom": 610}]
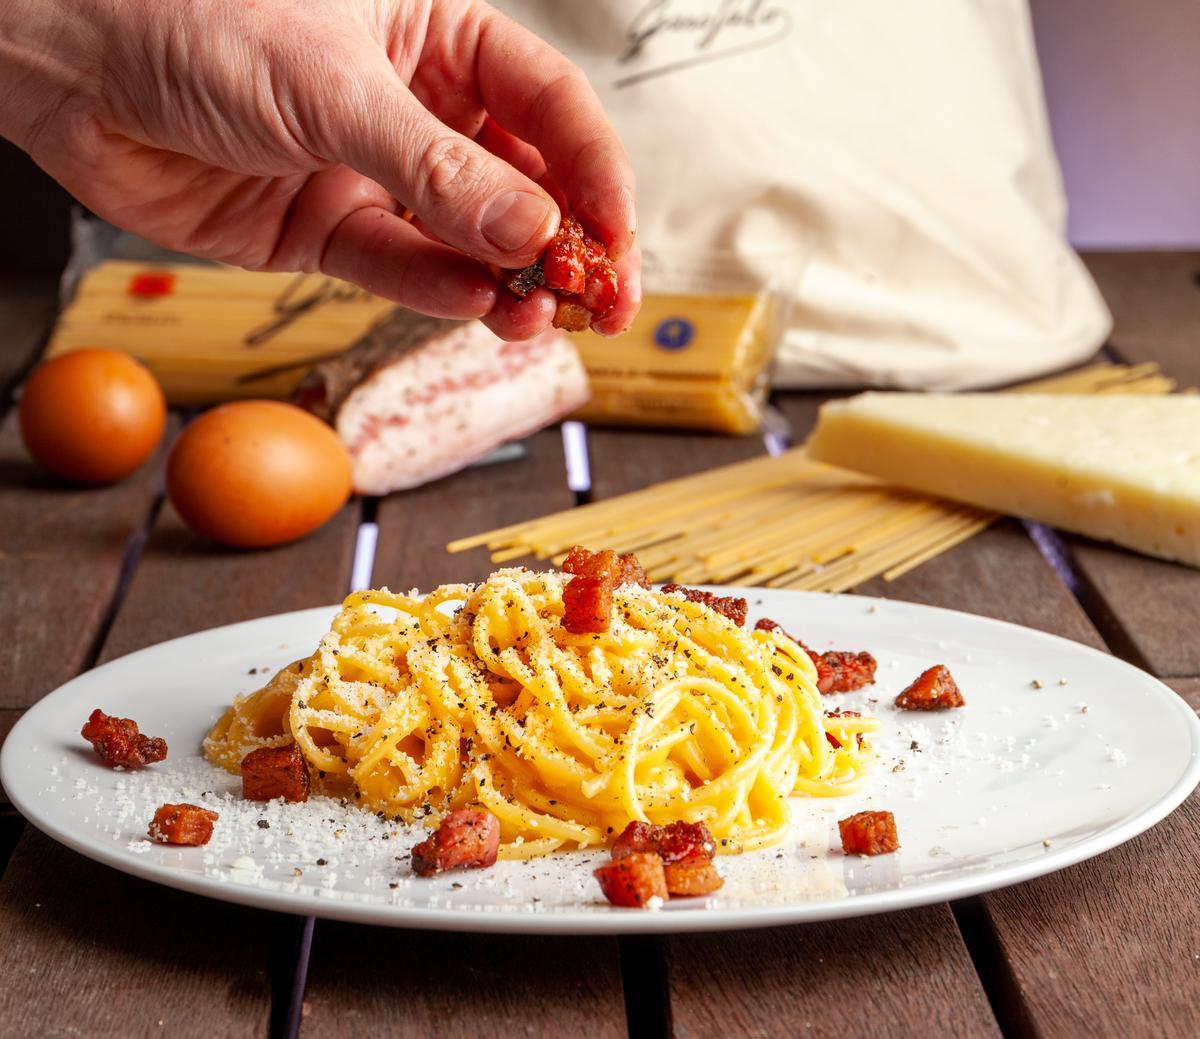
[{"left": 204, "top": 567, "right": 876, "bottom": 859}]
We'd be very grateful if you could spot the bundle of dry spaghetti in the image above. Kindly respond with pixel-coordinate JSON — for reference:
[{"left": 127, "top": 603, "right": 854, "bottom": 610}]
[
  {"left": 46, "top": 260, "right": 396, "bottom": 405},
  {"left": 448, "top": 364, "right": 1180, "bottom": 592}
]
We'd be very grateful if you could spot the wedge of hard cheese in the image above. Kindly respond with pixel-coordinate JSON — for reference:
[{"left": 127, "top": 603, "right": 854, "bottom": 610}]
[{"left": 807, "top": 394, "right": 1200, "bottom": 567}]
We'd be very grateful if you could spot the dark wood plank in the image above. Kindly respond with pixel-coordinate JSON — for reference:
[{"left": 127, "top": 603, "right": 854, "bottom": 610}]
[
  {"left": 974, "top": 677, "right": 1200, "bottom": 1039},
  {"left": 587, "top": 425, "right": 763, "bottom": 501},
  {"left": 0, "top": 413, "right": 172, "bottom": 709},
  {"left": 1061, "top": 536, "right": 1200, "bottom": 677},
  {"left": 586, "top": 414, "right": 1000, "bottom": 1038},
  {"left": 307, "top": 430, "right": 631, "bottom": 1035},
  {"left": 100, "top": 498, "right": 360, "bottom": 661},
  {"left": 0, "top": 446, "right": 362, "bottom": 1035},
  {"left": 0, "top": 284, "right": 165, "bottom": 800},
  {"left": 0, "top": 275, "right": 59, "bottom": 397},
  {"left": 1081, "top": 251, "right": 1200, "bottom": 384},
  {"left": 0, "top": 709, "right": 23, "bottom": 810},
  {"left": 0, "top": 283, "right": 168, "bottom": 725},
  {"left": 1169, "top": 677, "right": 1200, "bottom": 711},
  {"left": 668, "top": 908, "right": 999, "bottom": 1039},
  {"left": 0, "top": 829, "right": 273, "bottom": 1038},
  {"left": 372, "top": 428, "right": 576, "bottom": 590},
  {"left": 301, "top": 926, "right": 627, "bottom": 1038}
]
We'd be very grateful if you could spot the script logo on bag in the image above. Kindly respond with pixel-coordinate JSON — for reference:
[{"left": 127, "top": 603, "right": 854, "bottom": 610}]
[{"left": 615, "top": 0, "right": 792, "bottom": 88}]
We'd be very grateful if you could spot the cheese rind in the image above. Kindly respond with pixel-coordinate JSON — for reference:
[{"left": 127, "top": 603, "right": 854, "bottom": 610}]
[{"left": 807, "top": 393, "right": 1200, "bottom": 567}]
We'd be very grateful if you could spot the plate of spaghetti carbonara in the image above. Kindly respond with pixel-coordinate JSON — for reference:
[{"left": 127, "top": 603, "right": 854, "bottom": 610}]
[{"left": 3, "top": 550, "right": 1198, "bottom": 934}]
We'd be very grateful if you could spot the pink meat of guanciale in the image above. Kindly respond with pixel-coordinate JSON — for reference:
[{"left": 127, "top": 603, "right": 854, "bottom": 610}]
[{"left": 293, "top": 315, "right": 590, "bottom": 495}]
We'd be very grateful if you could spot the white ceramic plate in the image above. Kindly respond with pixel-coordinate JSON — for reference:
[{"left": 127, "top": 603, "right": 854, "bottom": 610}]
[{"left": 4, "top": 591, "right": 1198, "bottom": 934}]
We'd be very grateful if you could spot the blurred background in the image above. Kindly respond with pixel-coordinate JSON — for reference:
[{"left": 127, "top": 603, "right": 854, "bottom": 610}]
[
  {"left": 3, "top": 0, "right": 1198, "bottom": 275},
  {"left": 1030, "top": 0, "right": 1200, "bottom": 248}
]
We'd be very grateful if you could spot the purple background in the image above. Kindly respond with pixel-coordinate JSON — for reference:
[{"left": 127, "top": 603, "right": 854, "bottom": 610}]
[{"left": 1031, "top": 0, "right": 1200, "bottom": 248}]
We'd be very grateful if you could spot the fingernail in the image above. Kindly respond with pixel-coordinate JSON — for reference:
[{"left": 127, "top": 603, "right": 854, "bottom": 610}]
[{"left": 480, "top": 192, "right": 555, "bottom": 255}]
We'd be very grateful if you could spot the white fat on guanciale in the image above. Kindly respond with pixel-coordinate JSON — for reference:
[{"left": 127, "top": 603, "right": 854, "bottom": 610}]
[{"left": 338, "top": 325, "right": 590, "bottom": 495}]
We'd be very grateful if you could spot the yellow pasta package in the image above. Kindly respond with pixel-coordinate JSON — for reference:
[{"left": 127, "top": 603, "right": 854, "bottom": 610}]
[{"left": 571, "top": 250, "right": 799, "bottom": 435}]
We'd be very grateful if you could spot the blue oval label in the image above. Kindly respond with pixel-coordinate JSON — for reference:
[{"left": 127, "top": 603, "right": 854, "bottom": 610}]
[{"left": 654, "top": 317, "right": 695, "bottom": 351}]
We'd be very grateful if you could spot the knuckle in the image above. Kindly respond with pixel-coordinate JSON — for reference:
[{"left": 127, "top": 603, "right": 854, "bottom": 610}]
[
  {"left": 529, "top": 69, "right": 590, "bottom": 142},
  {"left": 417, "top": 137, "right": 485, "bottom": 210}
]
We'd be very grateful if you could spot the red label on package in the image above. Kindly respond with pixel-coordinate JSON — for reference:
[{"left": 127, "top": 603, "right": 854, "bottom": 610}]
[{"left": 128, "top": 271, "right": 176, "bottom": 298}]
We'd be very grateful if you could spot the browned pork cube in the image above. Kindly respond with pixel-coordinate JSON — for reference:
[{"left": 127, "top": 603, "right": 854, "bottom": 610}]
[
  {"left": 241, "top": 742, "right": 311, "bottom": 803},
  {"left": 839, "top": 810, "right": 900, "bottom": 856},
  {"left": 663, "top": 855, "right": 724, "bottom": 897},
  {"left": 411, "top": 809, "right": 501, "bottom": 877},
  {"left": 81, "top": 708, "right": 167, "bottom": 768},
  {"left": 149, "top": 803, "right": 218, "bottom": 846},
  {"left": 594, "top": 852, "right": 669, "bottom": 907},
  {"left": 895, "top": 665, "right": 965, "bottom": 711}
]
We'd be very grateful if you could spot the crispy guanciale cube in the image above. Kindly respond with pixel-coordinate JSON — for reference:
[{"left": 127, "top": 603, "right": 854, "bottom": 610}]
[
  {"left": 611, "top": 820, "right": 716, "bottom": 864},
  {"left": 895, "top": 664, "right": 965, "bottom": 711},
  {"left": 506, "top": 263, "right": 545, "bottom": 297},
  {"left": 616, "top": 553, "right": 650, "bottom": 589},
  {"left": 820, "top": 650, "right": 878, "bottom": 694},
  {"left": 561, "top": 546, "right": 649, "bottom": 634},
  {"left": 81, "top": 708, "right": 167, "bottom": 768},
  {"left": 411, "top": 809, "right": 501, "bottom": 877},
  {"left": 506, "top": 218, "right": 619, "bottom": 332},
  {"left": 663, "top": 854, "right": 724, "bottom": 897},
  {"left": 839, "top": 810, "right": 900, "bottom": 856},
  {"left": 579, "top": 263, "right": 619, "bottom": 316},
  {"left": 241, "top": 742, "right": 311, "bottom": 803},
  {"left": 148, "top": 803, "right": 218, "bottom": 846},
  {"left": 594, "top": 852, "right": 669, "bottom": 908},
  {"left": 662, "top": 584, "right": 748, "bottom": 627},
  {"left": 562, "top": 575, "right": 615, "bottom": 635},
  {"left": 754, "top": 619, "right": 876, "bottom": 694},
  {"left": 552, "top": 300, "right": 593, "bottom": 333},
  {"left": 563, "top": 545, "right": 649, "bottom": 589}
]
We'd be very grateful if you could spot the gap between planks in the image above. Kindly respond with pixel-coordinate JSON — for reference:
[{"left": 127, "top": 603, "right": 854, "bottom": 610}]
[
  {"left": 79, "top": 485, "right": 168, "bottom": 674},
  {"left": 1022, "top": 520, "right": 1159, "bottom": 674}
]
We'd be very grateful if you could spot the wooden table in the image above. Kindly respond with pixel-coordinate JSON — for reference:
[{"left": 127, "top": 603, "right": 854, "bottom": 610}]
[{"left": 1, "top": 253, "right": 1196, "bottom": 1038}]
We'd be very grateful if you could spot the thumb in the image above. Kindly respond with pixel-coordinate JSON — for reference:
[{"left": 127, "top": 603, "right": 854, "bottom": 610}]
[{"left": 315, "top": 57, "right": 559, "bottom": 268}]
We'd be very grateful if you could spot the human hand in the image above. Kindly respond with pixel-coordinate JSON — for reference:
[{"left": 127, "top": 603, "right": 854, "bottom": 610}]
[{"left": 0, "top": 0, "right": 640, "bottom": 337}]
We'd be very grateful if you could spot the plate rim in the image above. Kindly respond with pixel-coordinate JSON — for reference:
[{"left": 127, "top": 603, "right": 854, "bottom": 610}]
[{"left": 5, "top": 590, "right": 1199, "bottom": 935}]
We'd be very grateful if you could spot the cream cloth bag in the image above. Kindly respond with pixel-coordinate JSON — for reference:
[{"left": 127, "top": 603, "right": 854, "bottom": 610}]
[{"left": 493, "top": 0, "right": 1110, "bottom": 389}]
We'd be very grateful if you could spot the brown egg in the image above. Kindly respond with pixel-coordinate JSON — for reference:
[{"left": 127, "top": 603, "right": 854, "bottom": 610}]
[
  {"left": 19, "top": 348, "right": 167, "bottom": 484},
  {"left": 166, "top": 400, "right": 352, "bottom": 549}
]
